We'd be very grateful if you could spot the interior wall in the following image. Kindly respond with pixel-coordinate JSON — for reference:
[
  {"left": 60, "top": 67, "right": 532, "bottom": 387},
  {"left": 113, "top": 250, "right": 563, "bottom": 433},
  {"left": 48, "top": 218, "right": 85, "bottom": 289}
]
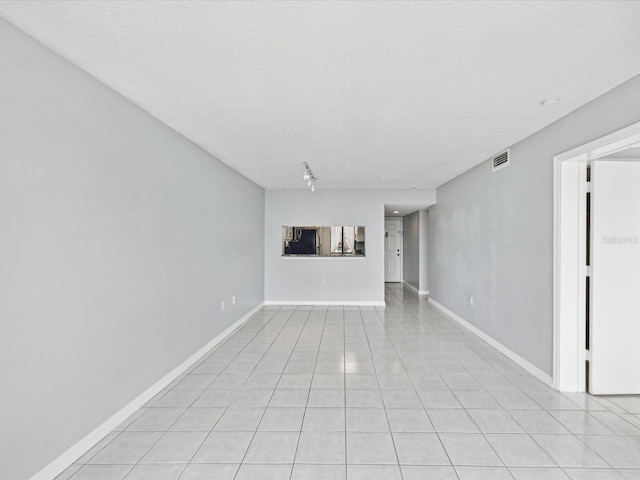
[
  {"left": 265, "top": 189, "right": 435, "bottom": 304},
  {"left": 418, "top": 209, "right": 429, "bottom": 293},
  {"left": 428, "top": 73, "right": 640, "bottom": 377},
  {"left": 0, "top": 20, "right": 265, "bottom": 480},
  {"left": 403, "top": 211, "right": 420, "bottom": 290}
]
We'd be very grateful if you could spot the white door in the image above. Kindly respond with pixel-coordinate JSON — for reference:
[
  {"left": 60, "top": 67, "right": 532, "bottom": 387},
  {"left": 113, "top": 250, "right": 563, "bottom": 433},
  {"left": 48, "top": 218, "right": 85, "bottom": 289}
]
[
  {"left": 589, "top": 160, "right": 640, "bottom": 394},
  {"left": 385, "top": 218, "right": 402, "bottom": 282}
]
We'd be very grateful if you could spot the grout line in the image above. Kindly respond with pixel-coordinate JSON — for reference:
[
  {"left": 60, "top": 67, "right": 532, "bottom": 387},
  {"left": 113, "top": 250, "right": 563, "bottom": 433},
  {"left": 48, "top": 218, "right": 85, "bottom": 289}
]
[
  {"left": 359, "top": 303, "right": 406, "bottom": 480},
  {"left": 169, "top": 306, "right": 291, "bottom": 480},
  {"left": 63, "top": 286, "right": 640, "bottom": 479},
  {"left": 378, "top": 283, "right": 462, "bottom": 479},
  {"left": 344, "top": 306, "right": 348, "bottom": 480},
  {"left": 288, "top": 306, "right": 328, "bottom": 480},
  {"left": 231, "top": 305, "right": 313, "bottom": 480}
]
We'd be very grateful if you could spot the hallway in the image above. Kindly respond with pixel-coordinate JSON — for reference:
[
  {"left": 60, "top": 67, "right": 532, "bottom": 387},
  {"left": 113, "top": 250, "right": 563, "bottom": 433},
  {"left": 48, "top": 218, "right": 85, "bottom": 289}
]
[{"left": 58, "top": 285, "right": 640, "bottom": 480}]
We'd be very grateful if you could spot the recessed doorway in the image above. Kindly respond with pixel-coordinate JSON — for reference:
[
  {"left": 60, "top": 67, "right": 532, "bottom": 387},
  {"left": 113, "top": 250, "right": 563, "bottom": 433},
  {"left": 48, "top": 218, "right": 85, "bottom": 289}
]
[
  {"left": 384, "top": 217, "right": 403, "bottom": 282},
  {"left": 553, "top": 120, "right": 640, "bottom": 392}
]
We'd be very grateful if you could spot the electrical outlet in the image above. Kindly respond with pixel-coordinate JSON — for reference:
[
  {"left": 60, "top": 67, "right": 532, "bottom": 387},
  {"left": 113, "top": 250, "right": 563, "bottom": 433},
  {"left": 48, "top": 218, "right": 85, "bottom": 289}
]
[
  {"left": 221, "top": 301, "right": 225, "bottom": 311},
  {"left": 469, "top": 296, "right": 474, "bottom": 306},
  {"left": 232, "top": 296, "right": 236, "bottom": 305},
  {"left": 322, "top": 279, "right": 327, "bottom": 286}
]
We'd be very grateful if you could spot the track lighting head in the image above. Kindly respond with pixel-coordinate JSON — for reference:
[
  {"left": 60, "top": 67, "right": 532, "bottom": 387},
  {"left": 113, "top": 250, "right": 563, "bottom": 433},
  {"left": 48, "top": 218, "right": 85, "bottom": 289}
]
[{"left": 302, "top": 162, "right": 317, "bottom": 192}]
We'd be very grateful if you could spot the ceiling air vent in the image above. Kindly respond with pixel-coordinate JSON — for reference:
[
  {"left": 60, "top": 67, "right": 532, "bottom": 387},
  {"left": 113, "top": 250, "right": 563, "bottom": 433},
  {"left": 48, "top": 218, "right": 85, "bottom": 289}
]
[{"left": 492, "top": 149, "right": 510, "bottom": 172}]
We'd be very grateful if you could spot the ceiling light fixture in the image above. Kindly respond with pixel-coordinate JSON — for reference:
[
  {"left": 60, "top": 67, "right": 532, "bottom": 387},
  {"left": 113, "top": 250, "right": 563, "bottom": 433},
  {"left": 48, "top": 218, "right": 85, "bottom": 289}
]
[
  {"left": 393, "top": 210, "right": 400, "bottom": 214},
  {"left": 303, "top": 162, "right": 316, "bottom": 192},
  {"left": 540, "top": 98, "right": 559, "bottom": 106}
]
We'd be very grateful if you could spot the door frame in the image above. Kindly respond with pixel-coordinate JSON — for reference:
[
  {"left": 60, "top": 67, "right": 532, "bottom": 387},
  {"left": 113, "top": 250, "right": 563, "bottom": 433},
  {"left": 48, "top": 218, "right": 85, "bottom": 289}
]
[
  {"left": 384, "top": 217, "right": 403, "bottom": 283},
  {"left": 553, "top": 120, "right": 640, "bottom": 392}
]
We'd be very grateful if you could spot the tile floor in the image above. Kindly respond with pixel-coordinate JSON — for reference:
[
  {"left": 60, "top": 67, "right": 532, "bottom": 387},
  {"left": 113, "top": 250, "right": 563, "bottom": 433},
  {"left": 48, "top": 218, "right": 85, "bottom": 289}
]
[{"left": 57, "top": 284, "right": 640, "bottom": 480}]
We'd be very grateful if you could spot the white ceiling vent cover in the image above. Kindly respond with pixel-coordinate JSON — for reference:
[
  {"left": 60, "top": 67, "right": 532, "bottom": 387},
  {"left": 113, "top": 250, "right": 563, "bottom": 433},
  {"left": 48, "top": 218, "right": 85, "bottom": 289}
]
[{"left": 492, "top": 149, "right": 510, "bottom": 172}]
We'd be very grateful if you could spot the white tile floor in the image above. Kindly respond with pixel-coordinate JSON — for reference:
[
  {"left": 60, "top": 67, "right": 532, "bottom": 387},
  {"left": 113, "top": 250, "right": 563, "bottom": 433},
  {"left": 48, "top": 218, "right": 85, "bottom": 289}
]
[{"left": 57, "top": 284, "right": 640, "bottom": 480}]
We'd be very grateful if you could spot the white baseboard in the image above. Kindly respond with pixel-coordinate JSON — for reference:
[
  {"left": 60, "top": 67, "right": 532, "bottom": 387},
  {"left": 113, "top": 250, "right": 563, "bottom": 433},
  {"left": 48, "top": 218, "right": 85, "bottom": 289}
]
[
  {"left": 428, "top": 298, "right": 553, "bottom": 387},
  {"left": 264, "top": 300, "right": 385, "bottom": 307},
  {"left": 30, "top": 303, "right": 264, "bottom": 480},
  {"left": 402, "top": 282, "right": 429, "bottom": 296}
]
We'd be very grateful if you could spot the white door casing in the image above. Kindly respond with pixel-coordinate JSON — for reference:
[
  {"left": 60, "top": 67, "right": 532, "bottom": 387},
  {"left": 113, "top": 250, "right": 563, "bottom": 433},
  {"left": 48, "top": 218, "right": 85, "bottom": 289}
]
[
  {"left": 385, "top": 218, "right": 402, "bottom": 282},
  {"left": 589, "top": 160, "right": 640, "bottom": 394},
  {"left": 553, "top": 120, "right": 640, "bottom": 392}
]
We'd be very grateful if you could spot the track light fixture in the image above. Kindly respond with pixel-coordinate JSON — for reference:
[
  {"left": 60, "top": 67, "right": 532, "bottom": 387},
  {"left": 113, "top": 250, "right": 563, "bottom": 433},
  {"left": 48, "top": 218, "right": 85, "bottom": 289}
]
[{"left": 303, "top": 162, "right": 316, "bottom": 192}]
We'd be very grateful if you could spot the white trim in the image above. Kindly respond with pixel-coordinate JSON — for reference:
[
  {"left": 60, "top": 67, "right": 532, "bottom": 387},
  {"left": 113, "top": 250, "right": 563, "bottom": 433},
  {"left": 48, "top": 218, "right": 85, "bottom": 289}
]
[
  {"left": 554, "top": 121, "right": 640, "bottom": 164},
  {"left": 428, "top": 298, "right": 553, "bottom": 386},
  {"left": 30, "top": 303, "right": 265, "bottom": 480},
  {"left": 264, "top": 300, "right": 386, "bottom": 307},
  {"left": 402, "top": 281, "right": 429, "bottom": 296},
  {"left": 553, "top": 120, "right": 640, "bottom": 392}
]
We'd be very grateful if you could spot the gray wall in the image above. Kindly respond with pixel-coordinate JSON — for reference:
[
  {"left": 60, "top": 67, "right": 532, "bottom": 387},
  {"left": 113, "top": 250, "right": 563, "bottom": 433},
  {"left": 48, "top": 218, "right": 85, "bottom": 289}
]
[
  {"left": 419, "top": 209, "right": 429, "bottom": 292},
  {"left": 403, "top": 211, "right": 420, "bottom": 290},
  {"left": 428, "top": 74, "right": 640, "bottom": 376},
  {"left": 0, "top": 20, "right": 264, "bottom": 479},
  {"left": 265, "top": 190, "right": 435, "bottom": 303}
]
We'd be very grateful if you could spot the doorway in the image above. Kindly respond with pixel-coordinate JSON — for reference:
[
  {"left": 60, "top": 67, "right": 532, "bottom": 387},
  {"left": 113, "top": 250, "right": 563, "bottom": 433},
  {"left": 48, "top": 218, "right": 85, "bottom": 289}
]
[
  {"left": 553, "top": 120, "right": 640, "bottom": 392},
  {"left": 384, "top": 217, "right": 403, "bottom": 282}
]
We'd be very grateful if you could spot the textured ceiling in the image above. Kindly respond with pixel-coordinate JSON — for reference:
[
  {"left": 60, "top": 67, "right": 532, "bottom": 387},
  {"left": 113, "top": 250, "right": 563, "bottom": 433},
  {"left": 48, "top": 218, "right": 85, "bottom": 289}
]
[{"left": 2, "top": 1, "right": 640, "bottom": 189}]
